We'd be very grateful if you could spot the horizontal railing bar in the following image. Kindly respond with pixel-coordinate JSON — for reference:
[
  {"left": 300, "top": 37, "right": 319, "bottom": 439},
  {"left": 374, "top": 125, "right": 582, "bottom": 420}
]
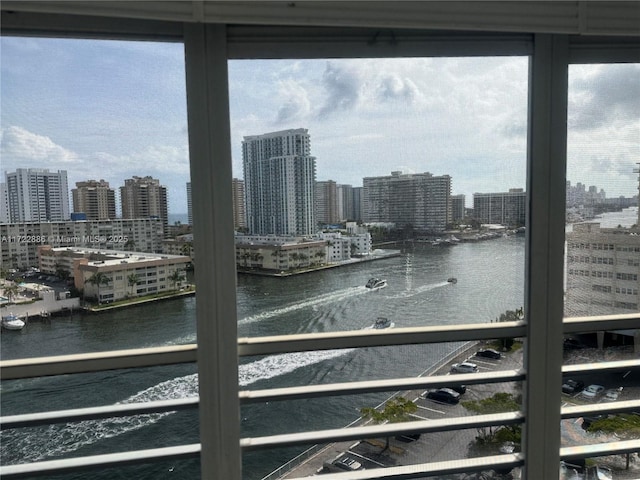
[
  {"left": 241, "top": 412, "right": 523, "bottom": 451},
  {"left": 0, "top": 344, "right": 197, "bottom": 380},
  {"left": 286, "top": 453, "right": 524, "bottom": 480},
  {"left": 0, "top": 444, "right": 200, "bottom": 479},
  {"left": 240, "top": 369, "right": 526, "bottom": 403},
  {"left": 238, "top": 322, "right": 527, "bottom": 356},
  {"left": 561, "top": 400, "right": 640, "bottom": 419},
  {"left": 563, "top": 312, "right": 640, "bottom": 333},
  {"left": 561, "top": 439, "right": 640, "bottom": 460},
  {"left": 1, "top": 397, "right": 199, "bottom": 430},
  {"left": 562, "top": 359, "right": 639, "bottom": 375}
]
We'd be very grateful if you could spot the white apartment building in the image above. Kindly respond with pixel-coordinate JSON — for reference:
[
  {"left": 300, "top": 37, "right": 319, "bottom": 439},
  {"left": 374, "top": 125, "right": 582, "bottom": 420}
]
[
  {"left": 0, "top": 182, "right": 9, "bottom": 223},
  {"left": 473, "top": 188, "right": 527, "bottom": 227},
  {"left": 235, "top": 234, "right": 327, "bottom": 271},
  {"left": 5, "top": 168, "right": 70, "bottom": 222},
  {"left": 186, "top": 182, "right": 192, "bottom": 226},
  {"left": 566, "top": 223, "right": 640, "bottom": 318},
  {"left": 364, "top": 171, "right": 452, "bottom": 233},
  {"left": 243, "top": 129, "right": 316, "bottom": 236},
  {"left": 37, "top": 246, "right": 190, "bottom": 303},
  {"left": 1, "top": 218, "right": 164, "bottom": 270}
]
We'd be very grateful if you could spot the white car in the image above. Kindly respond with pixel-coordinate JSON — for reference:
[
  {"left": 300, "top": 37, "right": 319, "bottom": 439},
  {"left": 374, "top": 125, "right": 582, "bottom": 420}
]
[
  {"left": 450, "top": 362, "right": 479, "bottom": 374},
  {"left": 581, "top": 384, "right": 605, "bottom": 398},
  {"left": 603, "top": 387, "right": 623, "bottom": 402}
]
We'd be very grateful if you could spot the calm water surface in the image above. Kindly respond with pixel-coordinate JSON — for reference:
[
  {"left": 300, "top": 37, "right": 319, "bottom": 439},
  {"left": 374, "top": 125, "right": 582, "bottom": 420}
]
[{"left": 1, "top": 237, "right": 525, "bottom": 480}]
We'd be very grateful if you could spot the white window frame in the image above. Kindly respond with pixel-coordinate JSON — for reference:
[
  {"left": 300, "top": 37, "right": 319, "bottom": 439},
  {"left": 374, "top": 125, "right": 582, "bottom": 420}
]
[{"left": 1, "top": 4, "right": 639, "bottom": 480}]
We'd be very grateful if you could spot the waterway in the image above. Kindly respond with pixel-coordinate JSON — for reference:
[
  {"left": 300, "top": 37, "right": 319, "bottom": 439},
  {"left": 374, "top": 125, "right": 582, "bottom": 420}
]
[{"left": 1, "top": 235, "right": 528, "bottom": 479}]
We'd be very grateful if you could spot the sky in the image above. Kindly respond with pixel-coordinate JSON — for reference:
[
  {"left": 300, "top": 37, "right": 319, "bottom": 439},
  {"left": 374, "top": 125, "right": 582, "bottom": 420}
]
[{"left": 1, "top": 37, "right": 638, "bottom": 215}]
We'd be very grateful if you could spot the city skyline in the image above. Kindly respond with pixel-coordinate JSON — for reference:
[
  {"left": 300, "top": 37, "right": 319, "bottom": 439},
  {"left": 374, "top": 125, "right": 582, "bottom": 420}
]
[{"left": 1, "top": 37, "right": 638, "bottom": 215}]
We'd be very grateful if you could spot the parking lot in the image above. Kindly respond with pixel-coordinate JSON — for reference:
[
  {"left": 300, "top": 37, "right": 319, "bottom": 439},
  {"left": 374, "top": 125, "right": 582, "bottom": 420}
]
[{"left": 283, "top": 342, "right": 640, "bottom": 479}]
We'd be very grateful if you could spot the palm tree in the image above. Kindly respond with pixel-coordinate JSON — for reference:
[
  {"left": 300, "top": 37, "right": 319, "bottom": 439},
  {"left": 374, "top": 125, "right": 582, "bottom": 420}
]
[
  {"left": 3, "top": 284, "right": 20, "bottom": 304},
  {"left": 84, "top": 272, "right": 111, "bottom": 304},
  {"left": 127, "top": 273, "right": 140, "bottom": 296},
  {"left": 168, "top": 270, "right": 184, "bottom": 291}
]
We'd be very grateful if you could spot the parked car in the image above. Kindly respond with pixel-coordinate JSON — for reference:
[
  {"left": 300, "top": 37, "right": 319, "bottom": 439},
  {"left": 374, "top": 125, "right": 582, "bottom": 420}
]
[
  {"left": 562, "top": 379, "right": 585, "bottom": 395},
  {"left": 451, "top": 362, "right": 479, "bottom": 374},
  {"left": 603, "top": 387, "right": 623, "bottom": 402},
  {"left": 581, "top": 384, "right": 605, "bottom": 399},
  {"left": 426, "top": 388, "right": 461, "bottom": 404},
  {"left": 447, "top": 384, "right": 467, "bottom": 394},
  {"left": 333, "top": 455, "right": 363, "bottom": 471},
  {"left": 475, "top": 348, "right": 501, "bottom": 359}
]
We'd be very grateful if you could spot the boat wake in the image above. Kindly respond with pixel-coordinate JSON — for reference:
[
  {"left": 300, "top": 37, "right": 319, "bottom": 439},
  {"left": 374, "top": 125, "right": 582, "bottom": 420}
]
[
  {"left": 385, "top": 281, "right": 449, "bottom": 299},
  {"left": 238, "top": 286, "right": 367, "bottom": 325},
  {"left": 0, "top": 348, "right": 353, "bottom": 464}
]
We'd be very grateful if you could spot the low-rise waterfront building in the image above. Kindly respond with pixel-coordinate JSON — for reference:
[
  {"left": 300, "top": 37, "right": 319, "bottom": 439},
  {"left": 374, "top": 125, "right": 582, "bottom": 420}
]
[
  {"left": 37, "top": 246, "right": 190, "bottom": 303},
  {"left": 1, "top": 218, "right": 164, "bottom": 270},
  {"left": 235, "top": 234, "right": 327, "bottom": 271}
]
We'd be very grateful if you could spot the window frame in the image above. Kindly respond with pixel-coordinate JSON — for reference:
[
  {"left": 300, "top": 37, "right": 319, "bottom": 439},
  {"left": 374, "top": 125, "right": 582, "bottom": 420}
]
[{"left": 1, "top": 7, "right": 639, "bottom": 480}]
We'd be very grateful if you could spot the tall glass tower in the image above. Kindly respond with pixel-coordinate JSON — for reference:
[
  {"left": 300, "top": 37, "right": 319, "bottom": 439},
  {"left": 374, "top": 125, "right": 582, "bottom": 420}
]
[{"left": 242, "top": 129, "right": 316, "bottom": 235}]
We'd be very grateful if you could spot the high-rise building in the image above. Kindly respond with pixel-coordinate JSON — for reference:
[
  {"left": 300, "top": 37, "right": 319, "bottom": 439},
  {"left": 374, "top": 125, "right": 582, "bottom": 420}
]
[
  {"left": 71, "top": 179, "right": 116, "bottom": 220},
  {"left": 337, "top": 184, "right": 354, "bottom": 222},
  {"left": 0, "top": 182, "right": 9, "bottom": 223},
  {"left": 352, "top": 186, "right": 363, "bottom": 223},
  {"left": 450, "top": 194, "right": 466, "bottom": 223},
  {"left": 186, "top": 182, "right": 192, "bottom": 226},
  {"left": 363, "top": 171, "right": 451, "bottom": 232},
  {"left": 315, "top": 180, "right": 339, "bottom": 226},
  {"left": 120, "top": 176, "right": 168, "bottom": 237},
  {"left": 231, "top": 178, "right": 246, "bottom": 231},
  {"left": 473, "top": 188, "right": 526, "bottom": 227},
  {"left": 243, "top": 128, "right": 316, "bottom": 235},
  {"left": 4, "top": 168, "right": 70, "bottom": 222},
  {"left": 565, "top": 223, "right": 640, "bottom": 318}
]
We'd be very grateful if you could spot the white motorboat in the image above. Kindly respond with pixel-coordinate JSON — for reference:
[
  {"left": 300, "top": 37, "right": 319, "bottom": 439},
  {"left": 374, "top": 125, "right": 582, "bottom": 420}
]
[
  {"left": 366, "top": 317, "right": 395, "bottom": 330},
  {"left": 365, "top": 277, "right": 387, "bottom": 290},
  {"left": 2, "top": 313, "right": 25, "bottom": 330}
]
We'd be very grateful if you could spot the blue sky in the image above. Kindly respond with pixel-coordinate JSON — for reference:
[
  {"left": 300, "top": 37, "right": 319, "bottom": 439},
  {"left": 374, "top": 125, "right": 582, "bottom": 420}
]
[{"left": 1, "top": 37, "right": 638, "bottom": 215}]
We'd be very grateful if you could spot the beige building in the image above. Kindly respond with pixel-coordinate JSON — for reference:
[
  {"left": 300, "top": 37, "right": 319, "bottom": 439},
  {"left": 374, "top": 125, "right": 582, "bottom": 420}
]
[
  {"left": 231, "top": 178, "right": 246, "bottom": 231},
  {"left": 72, "top": 179, "right": 116, "bottom": 220},
  {"left": 120, "top": 176, "right": 168, "bottom": 237},
  {"left": 235, "top": 235, "right": 327, "bottom": 271},
  {"left": 1, "top": 218, "right": 164, "bottom": 270},
  {"left": 566, "top": 223, "right": 640, "bottom": 317},
  {"left": 37, "top": 246, "right": 190, "bottom": 303}
]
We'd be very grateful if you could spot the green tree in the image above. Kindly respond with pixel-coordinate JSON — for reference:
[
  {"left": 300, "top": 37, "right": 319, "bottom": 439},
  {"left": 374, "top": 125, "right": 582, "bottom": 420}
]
[
  {"left": 360, "top": 397, "right": 417, "bottom": 452},
  {"left": 168, "top": 270, "right": 184, "bottom": 290},
  {"left": 127, "top": 273, "right": 140, "bottom": 296},
  {"left": 84, "top": 272, "right": 111, "bottom": 303},
  {"left": 462, "top": 392, "right": 522, "bottom": 445},
  {"left": 3, "top": 284, "right": 20, "bottom": 303}
]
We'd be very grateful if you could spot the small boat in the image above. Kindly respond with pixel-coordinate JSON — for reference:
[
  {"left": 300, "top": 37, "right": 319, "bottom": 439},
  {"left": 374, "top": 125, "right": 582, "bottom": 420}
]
[
  {"left": 2, "top": 313, "right": 26, "bottom": 330},
  {"left": 447, "top": 277, "right": 457, "bottom": 284},
  {"left": 365, "top": 277, "right": 387, "bottom": 290},
  {"left": 366, "top": 317, "right": 395, "bottom": 330}
]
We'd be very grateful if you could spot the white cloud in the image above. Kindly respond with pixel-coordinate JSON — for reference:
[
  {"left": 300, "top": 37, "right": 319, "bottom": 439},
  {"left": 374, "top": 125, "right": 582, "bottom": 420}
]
[{"left": 0, "top": 126, "right": 79, "bottom": 166}]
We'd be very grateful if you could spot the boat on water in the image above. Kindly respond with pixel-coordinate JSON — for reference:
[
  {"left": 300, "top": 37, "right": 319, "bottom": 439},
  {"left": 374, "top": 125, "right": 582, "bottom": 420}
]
[
  {"left": 2, "top": 312, "right": 26, "bottom": 330},
  {"left": 447, "top": 277, "right": 457, "bottom": 284},
  {"left": 365, "top": 277, "right": 387, "bottom": 290},
  {"left": 366, "top": 317, "right": 395, "bottom": 330}
]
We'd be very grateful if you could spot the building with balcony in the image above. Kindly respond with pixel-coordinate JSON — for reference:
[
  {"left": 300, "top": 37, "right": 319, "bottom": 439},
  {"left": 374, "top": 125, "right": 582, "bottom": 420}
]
[
  {"left": 4, "top": 168, "right": 70, "bottom": 222},
  {"left": 235, "top": 234, "right": 327, "bottom": 271},
  {"left": 473, "top": 188, "right": 526, "bottom": 227},
  {"left": 37, "top": 246, "right": 190, "bottom": 303},
  {"left": 243, "top": 129, "right": 316, "bottom": 236},
  {"left": 363, "top": 171, "right": 452, "bottom": 233},
  {"left": 120, "top": 176, "right": 168, "bottom": 237},
  {"left": 0, "top": 218, "right": 164, "bottom": 270},
  {"left": 565, "top": 223, "right": 640, "bottom": 318},
  {"left": 71, "top": 179, "right": 116, "bottom": 220},
  {"left": 315, "top": 180, "right": 339, "bottom": 226}
]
